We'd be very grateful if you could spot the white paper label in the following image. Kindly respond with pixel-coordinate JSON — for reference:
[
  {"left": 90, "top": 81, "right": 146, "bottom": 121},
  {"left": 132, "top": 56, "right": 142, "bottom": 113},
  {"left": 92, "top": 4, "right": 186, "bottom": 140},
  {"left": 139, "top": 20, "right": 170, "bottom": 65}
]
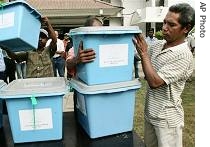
[
  {"left": 76, "top": 94, "right": 87, "bottom": 116},
  {"left": 19, "top": 108, "right": 53, "bottom": 131},
  {"left": 0, "top": 12, "right": 15, "bottom": 29},
  {"left": 99, "top": 44, "right": 128, "bottom": 67}
]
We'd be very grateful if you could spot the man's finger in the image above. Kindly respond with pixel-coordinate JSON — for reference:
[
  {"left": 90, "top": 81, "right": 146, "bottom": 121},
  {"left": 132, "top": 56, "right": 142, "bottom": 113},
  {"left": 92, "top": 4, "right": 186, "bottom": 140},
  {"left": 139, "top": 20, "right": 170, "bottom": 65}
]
[{"left": 79, "top": 41, "right": 83, "bottom": 50}]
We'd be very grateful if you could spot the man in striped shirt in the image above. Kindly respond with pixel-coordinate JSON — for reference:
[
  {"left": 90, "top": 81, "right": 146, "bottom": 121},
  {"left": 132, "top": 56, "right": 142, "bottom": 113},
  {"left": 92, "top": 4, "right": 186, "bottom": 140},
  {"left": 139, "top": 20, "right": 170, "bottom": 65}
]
[{"left": 133, "top": 3, "right": 194, "bottom": 147}]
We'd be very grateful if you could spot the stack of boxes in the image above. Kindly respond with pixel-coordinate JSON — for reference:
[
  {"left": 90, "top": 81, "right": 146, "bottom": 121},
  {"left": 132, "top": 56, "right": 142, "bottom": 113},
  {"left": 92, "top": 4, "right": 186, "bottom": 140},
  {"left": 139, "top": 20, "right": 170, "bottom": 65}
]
[
  {"left": 0, "top": 1, "right": 67, "bottom": 143},
  {"left": 69, "top": 26, "right": 142, "bottom": 138}
]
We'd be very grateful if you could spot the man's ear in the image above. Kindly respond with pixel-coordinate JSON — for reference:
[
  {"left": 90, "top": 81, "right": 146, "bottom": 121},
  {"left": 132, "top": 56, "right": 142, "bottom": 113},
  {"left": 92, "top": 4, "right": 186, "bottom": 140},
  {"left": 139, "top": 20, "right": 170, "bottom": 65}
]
[{"left": 184, "top": 24, "right": 192, "bottom": 34}]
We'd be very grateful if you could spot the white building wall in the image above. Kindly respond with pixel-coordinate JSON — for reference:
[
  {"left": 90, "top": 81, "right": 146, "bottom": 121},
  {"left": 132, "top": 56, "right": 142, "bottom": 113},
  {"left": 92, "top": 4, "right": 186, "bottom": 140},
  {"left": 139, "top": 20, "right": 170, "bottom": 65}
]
[
  {"left": 121, "top": 0, "right": 143, "bottom": 26},
  {"left": 105, "top": 0, "right": 122, "bottom": 26},
  {"left": 166, "top": 0, "right": 195, "bottom": 8},
  {"left": 110, "top": 0, "right": 194, "bottom": 34},
  {"left": 123, "top": 0, "right": 194, "bottom": 35}
]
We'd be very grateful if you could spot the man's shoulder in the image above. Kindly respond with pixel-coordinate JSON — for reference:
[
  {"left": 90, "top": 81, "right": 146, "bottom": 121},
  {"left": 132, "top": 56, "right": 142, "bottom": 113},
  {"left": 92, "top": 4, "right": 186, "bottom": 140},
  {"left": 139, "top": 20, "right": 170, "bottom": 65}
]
[
  {"left": 151, "top": 39, "right": 165, "bottom": 47},
  {"left": 154, "top": 37, "right": 158, "bottom": 41},
  {"left": 145, "top": 36, "right": 150, "bottom": 40}
]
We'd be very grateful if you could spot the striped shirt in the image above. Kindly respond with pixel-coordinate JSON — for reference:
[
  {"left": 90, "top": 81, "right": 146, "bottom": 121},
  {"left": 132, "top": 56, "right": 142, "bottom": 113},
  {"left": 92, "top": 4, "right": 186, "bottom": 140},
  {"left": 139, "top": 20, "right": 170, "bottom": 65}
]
[{"left": 144, "top": 40, "right": 193, "bottom": 127}]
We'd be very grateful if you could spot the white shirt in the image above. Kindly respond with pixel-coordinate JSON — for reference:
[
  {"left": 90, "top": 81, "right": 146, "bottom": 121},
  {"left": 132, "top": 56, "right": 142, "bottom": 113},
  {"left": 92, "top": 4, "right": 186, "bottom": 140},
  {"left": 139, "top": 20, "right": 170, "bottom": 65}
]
[
  {"left": 46, "top": 38, "right": 65, "bottom": 58},
  {"left": 145, "top": 36, "right": 158, "bottom": 47},
  {"left": 145, "top": 41, "right": 193, "bottom": 127}
]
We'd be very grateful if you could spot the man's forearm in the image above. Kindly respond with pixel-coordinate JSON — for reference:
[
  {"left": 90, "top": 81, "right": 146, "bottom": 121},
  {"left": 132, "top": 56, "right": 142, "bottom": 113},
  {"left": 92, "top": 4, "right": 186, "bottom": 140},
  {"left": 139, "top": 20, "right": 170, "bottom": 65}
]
[
  {"left": 0, "top": 46, "right": 17, "bottom": 60},
  {"left": 141, "top": 53, "right": 165, "bottom": 89},
  {"left": 66, "top": 57, "right": 78, "bottom": 70}
]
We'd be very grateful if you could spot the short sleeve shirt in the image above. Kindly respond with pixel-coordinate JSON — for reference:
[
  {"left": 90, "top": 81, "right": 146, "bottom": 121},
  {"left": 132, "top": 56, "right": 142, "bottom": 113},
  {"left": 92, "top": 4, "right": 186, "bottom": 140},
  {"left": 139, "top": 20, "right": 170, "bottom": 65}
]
[
  {"left": 145, "top": 40, "right": 193, "bottom": 127},
  {"left": 26, "top": 46, "right": 54, "bottom": 78},
  {"left": 47, "top": 38, "right": 65, "bottom": 58}
]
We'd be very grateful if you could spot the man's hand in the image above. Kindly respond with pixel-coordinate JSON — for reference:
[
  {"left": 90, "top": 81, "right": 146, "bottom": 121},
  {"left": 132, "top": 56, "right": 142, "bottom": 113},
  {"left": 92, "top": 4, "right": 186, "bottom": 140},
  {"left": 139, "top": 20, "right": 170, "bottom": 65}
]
[
  {"left": 0, "top": 45, "right": 8, "bottom": 50},
  {"left": 132, "top": 34, "right": 148, "bottom": 58},
  {"left": 41, "top": 16, "right": 50, "bottom": 26},
  {"left": 76, "top": 41, "right": 96, "bottom": 64}
]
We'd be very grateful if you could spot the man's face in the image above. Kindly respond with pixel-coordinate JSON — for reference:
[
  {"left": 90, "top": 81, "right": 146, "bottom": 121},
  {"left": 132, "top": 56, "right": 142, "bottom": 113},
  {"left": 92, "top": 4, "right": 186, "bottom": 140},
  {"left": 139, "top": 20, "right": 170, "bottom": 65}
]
[
  {"left": 148, "top": 31, "right": 154, "bottom": 38},
  {"left": 38, "top": 33, "right": 48, "bottom": 48},
  {"left": 162, "top": 11, "right": 188, "bottom": 44}
]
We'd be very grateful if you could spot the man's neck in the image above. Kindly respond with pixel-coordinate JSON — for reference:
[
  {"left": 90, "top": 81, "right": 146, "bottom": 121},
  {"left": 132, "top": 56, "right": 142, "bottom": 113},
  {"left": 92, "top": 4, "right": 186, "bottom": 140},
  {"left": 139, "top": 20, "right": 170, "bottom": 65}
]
[
  {"left": 163, "top": 40, "right": 185, "bottom": 50},
  {"left": 37, "top": 47, "right": 44, "bottom": 53}
]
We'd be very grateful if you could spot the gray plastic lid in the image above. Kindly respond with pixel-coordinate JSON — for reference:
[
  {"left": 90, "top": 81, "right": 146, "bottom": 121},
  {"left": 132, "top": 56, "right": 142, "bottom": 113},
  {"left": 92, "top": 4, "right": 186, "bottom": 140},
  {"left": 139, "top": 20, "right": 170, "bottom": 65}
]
[
  {"left": 1, "top": 0, "right": 41, "bottom": 19},
  {"left": 70, "top": 26, "right": 142, "bottom": 36},
  {"left": 69, "top": 78, "right": 141, "bottom": 94},
  {"left": 0, "top": 77, "right": 66, "bottom": 98}
]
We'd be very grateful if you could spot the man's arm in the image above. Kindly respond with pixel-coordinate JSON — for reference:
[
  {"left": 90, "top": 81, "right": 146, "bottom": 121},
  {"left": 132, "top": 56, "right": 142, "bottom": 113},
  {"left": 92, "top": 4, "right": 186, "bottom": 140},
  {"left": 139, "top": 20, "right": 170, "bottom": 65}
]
[
  {"left": 41, "top": 17, "right": 57, "bottom": 56},
  {"left": 133, "top": 34, "right": 165, "bottom": 89},
  {"left": 0, "top": 45, "right": 27, "bottom": 62},
  {"left": 66, "top": 41, "right": 95, "bottom": 70}
]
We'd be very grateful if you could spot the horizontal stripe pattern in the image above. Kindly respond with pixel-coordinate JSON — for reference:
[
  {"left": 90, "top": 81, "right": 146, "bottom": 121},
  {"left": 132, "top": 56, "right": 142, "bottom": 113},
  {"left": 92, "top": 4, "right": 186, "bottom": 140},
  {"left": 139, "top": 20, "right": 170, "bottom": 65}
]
[{"left": 145, "top": 40, "right": 193, "bottom": 127}]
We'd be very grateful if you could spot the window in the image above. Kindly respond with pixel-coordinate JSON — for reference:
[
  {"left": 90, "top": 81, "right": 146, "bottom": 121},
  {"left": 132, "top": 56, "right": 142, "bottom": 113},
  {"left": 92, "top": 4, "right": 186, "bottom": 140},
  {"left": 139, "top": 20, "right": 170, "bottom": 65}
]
[
  {"left": 146, "top": 23, "right": 151, "bottom": 36},
  {"left": 155, "top": 23, "right": 163, "bottom": 32},
  {"left": 103, "top": 19, "right": 109, "bottom": 26},
  {"left": 155, "top": 0, "right": 164, "bottom": 7}
]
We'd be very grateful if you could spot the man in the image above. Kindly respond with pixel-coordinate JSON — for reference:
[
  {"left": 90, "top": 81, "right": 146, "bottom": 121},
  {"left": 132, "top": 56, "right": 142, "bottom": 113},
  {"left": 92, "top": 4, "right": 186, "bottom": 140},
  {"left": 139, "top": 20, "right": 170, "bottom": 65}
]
[
  {"left": 1, "top": 16, "right": 57, "bottom": 78},
  {"left": 47, "top": 31, "right": 65, "bottom": 77},
  {"left": 145, "top": 28, "right": 158, "bottom": 48},
  {"left": 63, "top": 33, "right": 71, "bottom": 51},
  {"left": 133, "top": 3, "right": 194, "bottom": 147},
  {"left": 3, "top": 53, "right": 16, "bottom": 83}
]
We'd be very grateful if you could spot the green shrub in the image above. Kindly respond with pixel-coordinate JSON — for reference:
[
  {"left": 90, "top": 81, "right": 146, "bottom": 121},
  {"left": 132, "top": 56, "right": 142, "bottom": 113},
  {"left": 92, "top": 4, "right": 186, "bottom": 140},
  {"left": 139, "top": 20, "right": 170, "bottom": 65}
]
[{"left": 155, "top": 30, "right": 163, "bottom": 40}]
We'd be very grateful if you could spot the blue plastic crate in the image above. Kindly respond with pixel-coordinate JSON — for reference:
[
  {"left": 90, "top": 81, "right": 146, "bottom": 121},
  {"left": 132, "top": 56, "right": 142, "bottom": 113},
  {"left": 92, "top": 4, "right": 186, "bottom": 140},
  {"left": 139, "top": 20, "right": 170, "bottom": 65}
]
[
  {"left": 70, "top": 78, "right": 141, "bottom": 138},
  {"left": 0, "top": 0, "right": 41, "bottom": 52},
  {"left": 0, "top": 77, "right": 66, "bottom": 143},
  {"left": 70, "top": 26, "right": 141, "bottom": 85},
  {"left": 0, "top": 80, "right": 6, "bottom": 128}
]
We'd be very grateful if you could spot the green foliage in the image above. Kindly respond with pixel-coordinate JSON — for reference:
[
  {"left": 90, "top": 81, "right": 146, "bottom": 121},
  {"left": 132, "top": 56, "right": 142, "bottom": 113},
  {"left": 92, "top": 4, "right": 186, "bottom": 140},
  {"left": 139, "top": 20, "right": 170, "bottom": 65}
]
[
  {"left": 134, "top": 78, "right": 195, "bottom": 147},
  {"left": 155, "top": 30, "right": 164, "bottom": 40}
]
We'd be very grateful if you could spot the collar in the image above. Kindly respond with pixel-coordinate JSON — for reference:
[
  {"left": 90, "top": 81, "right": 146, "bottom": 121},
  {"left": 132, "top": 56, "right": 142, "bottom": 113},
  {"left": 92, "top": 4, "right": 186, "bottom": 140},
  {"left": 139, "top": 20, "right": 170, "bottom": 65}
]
[{"left": 161, "top": 41, "right": 188, "bottom": 54}]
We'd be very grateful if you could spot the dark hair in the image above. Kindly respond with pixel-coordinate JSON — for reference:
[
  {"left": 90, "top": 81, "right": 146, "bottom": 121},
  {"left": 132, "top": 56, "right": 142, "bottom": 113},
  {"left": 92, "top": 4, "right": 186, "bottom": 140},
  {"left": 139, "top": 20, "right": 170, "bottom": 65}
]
[
  {"left": 84, "top": 17, "right": 103, "bottom": 26},
  {"left": 169, "top": 3, "right": 195, "bottom": 33},
  {"left": 148, "top": 28, "right": 154, "bottom": 33}
]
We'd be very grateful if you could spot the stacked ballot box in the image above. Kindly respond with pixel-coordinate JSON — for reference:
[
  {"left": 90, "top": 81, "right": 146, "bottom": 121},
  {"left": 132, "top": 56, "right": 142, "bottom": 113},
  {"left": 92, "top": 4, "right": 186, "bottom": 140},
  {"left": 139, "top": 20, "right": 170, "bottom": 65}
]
[
  {"left": 0, "top": 77, "right": 66, "bottom": 143},
  {"left": 70, "top": 78, "right": 141, "bottom": 138},
  {"left": 69, "top": 26, "right": 142, "bottom": 139},
  {"left": 0, "top": 0, "right": 41, "bottom": 52},
  {"left": 70, "top": 26, "right": 142, "bottom": 85}
]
